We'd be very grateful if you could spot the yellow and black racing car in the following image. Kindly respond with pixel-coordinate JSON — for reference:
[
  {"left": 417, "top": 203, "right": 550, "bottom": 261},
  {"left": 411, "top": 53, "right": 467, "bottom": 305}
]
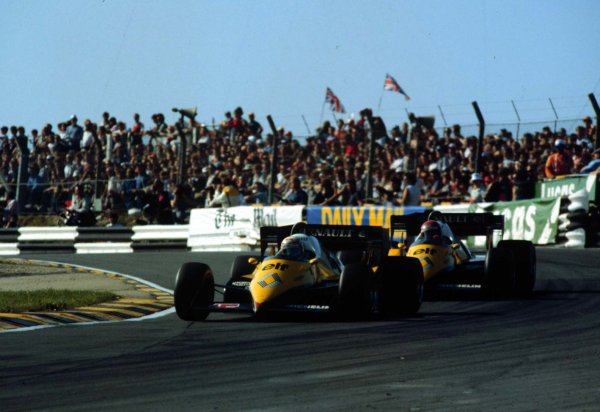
[
  {"left": 389, "top": 211, "right": 536, "bottom": 297},
  {"left": 174, "top": 223, "right": 424, "bottom": 320}
]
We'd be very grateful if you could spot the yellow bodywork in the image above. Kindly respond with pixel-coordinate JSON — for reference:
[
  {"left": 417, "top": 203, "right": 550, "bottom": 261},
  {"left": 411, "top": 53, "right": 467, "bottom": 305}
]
[
  {"left": 406, "top": 243, "right": 456, "bottom": 282},
  {"left": 249, "top": 258, "right": 337, "bottom": 305}
]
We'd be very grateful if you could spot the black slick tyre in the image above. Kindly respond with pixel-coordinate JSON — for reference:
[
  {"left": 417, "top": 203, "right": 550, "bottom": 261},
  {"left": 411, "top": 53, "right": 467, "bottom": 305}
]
[
  {"left": 174, "top": 262, "right": 215, "bottom": 321},
  {"left": 482, "top": 247, "right": 516, "bottom": 298},
  {"left": 379, "top": 256, "right": 424, "bottom": 316},
  {"left": 337, "top": 263, "right": 371, "bottom": 319},
  {"left": 497, "top": 240, "right": 536, "bottom": 295}
]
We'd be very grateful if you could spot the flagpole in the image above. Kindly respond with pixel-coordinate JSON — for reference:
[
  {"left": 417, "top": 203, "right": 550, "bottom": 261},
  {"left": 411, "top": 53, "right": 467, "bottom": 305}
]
[
  {"left": 331, "top": 110, "right": 338, "bottom": 125},
  {"left": 377, "top": 88, "right": 384, "bottom": 115}
]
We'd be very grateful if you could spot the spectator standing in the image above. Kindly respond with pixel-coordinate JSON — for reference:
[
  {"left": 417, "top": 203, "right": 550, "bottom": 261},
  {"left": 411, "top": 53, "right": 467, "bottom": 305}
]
[
  {"left": 247, "top": 112, "right": 263, "bottom": 137},
  {"left": 65, "top": 115, "right": 83, "bottom": 151},
  {"left": 544, "top": 139, "right": 573, "bottom": 178}
]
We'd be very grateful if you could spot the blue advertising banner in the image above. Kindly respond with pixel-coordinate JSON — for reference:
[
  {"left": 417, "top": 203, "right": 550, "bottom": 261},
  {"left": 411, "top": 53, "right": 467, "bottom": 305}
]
[{"left": 306, "top": 206, "right": 427, "bottom": 228}]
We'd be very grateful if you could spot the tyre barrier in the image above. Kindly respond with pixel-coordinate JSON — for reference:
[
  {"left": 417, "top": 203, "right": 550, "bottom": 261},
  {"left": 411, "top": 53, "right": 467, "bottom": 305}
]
[
  {"left": 0, "top": 225, "right": 190, "bottom": 255},
  {"left": 563, "top": 189, "right": 589, "bottom": 248}
]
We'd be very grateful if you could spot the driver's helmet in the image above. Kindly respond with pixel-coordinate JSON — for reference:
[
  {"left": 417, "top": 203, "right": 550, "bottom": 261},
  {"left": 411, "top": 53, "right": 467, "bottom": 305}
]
[
  {"left": 279, "top": 235, "right": 307, "bottom": 260},
  {"left": 420, "top": 220, "right": 442, "bottom": 243}
]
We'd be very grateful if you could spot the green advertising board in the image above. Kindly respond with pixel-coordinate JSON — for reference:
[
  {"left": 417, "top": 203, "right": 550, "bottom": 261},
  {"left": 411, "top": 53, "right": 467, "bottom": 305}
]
[
  {"left": 536, "top": 174, "right": 598, "bottom": 203},
  {"left": 468, "top": 198, "right": 561, "bottom": 246}
]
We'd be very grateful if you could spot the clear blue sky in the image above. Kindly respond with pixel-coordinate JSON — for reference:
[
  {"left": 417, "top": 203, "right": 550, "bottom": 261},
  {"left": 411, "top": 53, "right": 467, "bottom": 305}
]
[{"left": 2, "top": 0, "right": 599, "bottom": 137}]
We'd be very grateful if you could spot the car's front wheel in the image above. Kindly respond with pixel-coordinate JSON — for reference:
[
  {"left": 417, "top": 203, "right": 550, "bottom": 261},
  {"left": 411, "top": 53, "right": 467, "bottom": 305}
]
[{"left": 174, "top": 262, "right": 215, "bottom": 321}]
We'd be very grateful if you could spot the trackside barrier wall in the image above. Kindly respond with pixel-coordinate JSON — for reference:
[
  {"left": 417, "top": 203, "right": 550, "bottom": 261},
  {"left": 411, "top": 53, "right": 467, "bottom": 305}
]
[
  {"left": 187, "top": 205, "right": 304, "bottom": 251},
  {"left": 132, "top": 225, "right": 189, "bottom": 250},
  {"left": 0, "top": 199, "right": 597, "bottom": 253},
  {"left": 75, "top": 227, "right": 134, "bottom": 254}
]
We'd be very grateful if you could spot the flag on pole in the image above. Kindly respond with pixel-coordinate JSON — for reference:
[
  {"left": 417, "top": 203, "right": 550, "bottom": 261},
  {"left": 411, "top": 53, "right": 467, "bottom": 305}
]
[
  {"left": 384, "top": 73, "right": 410, "bottom": 100},
  {"left": 325, "top": 87, "right": 346, "bottom": 113}
]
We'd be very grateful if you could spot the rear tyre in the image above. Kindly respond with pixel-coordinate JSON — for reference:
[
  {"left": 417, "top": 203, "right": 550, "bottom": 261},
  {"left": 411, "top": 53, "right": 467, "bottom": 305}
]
[
  {"left": 337, "top": 249, "right": 364, "bottom": 265},
  {"left": 174, "top": 262, "right": 215, "bottom": 320},
  {"left": 379, "top": 257, "right": 424, "bottom": 316},
  {"left": 224, "top": 255, "right": 257, "bottom": 303},
  {"left": 482, "top": 248, "right": 516, "bottom": 298},
  {"left": 497, "top": 240, "right": 536, "bottom": 295},
  {"left": 336, "top": 263, "right": 371, "bottom": 319}
]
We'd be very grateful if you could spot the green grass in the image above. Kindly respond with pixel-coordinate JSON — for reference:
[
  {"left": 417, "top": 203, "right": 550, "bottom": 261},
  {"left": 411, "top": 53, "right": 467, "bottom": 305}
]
[{"left": 0, "top": 289, "right": 118, "bottom": 313}]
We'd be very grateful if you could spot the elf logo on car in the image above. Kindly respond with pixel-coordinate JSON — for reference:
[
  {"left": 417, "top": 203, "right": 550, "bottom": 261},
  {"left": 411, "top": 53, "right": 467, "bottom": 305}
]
[
  {"left": 413, "top": 248, "right": 437, "bottom": 255},
  {"left": 258, "top": 273, "right": 283, "bottom": 288},
  {"left": 262, "top": 262, "right": 289, "bottom": 271}
]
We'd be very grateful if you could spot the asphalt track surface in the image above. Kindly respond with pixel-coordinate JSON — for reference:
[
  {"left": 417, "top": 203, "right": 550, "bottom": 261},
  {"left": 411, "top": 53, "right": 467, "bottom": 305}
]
[{"left": 1, "top": 249, "right": 600, "bottom": 411}]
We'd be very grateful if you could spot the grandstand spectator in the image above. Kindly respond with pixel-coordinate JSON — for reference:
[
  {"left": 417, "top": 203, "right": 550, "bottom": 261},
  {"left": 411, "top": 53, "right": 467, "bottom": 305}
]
[
  {"left": 208, "top": 176, "right": 241, "bottom": 208},
  {"left": 143, "top": 179, "right": 174, "bottom": 224},
  {"left": 398, "top": 172, "right": 421, "bottom": 206},
  {"left": 247, "top": 112, "right": 263, "bottom": 137},
  {"left": 3, "top": 191, "right": 18, "bottom": 228},
  {"left": 130, "top": 113, "right": 144, "bottom": 146},
  {"left": 469, "top": 173, "right": 486, "bottom": 203},
  {"left": 65, "top": 115, "right": 83, "bottom": 151},
  {"left": 485, "top": 168, "right": 512, "bottom": 202},
  {"left": 581, "top": 149, "right": 600, "bottom": 174},
  {"left": 172, "top": 183, "right": 196, "bottom": 224},
  {"left": 67, "top": 184, "right": 95, "bottom": 226},
  {"left": 545, "top": 139, "right": 573, "bottom": 178},
  {"left": 282, "top": 176, "right": 308, "bottom": 205},
  {"left": 244, "top": 181, "right": 269, "bottom": 205},
  {"left": 513, "top": 166, "right": 536, "bottom": 200}
]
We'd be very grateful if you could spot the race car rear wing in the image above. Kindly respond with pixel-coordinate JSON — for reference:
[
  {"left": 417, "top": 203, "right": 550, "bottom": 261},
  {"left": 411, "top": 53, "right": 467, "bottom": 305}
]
[
  {"left": 389, "top": 212, "right": 504, "bottom": 247},
  {"left": 259, "top": 223, "right": 390, "bottom": 257}
]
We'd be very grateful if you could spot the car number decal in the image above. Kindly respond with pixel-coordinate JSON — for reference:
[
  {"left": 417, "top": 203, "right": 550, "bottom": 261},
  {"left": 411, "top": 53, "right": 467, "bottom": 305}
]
[{"left": 257, "top": 273, "right": 283, "bottom": 288}]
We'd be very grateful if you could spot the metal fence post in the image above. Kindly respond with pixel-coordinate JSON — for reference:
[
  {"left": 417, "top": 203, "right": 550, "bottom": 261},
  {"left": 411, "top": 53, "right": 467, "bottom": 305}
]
[
  {"left": 472, "top": 101, "right": 485, "bottom": 173},
  {"left": 266, "top": 115, "right": 280, "bottom": 205},
  {"left": 15, "top": 135, "right": 30, "bottom": 209},
  {"left": 588, "top": 93, "right": 600, "bottom": 151}
]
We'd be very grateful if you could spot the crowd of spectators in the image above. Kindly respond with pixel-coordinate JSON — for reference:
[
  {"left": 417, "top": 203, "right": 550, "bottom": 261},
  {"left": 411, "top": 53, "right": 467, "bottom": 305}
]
[{"left": 0, "top": 107, "right": 598, "bottom": 227}]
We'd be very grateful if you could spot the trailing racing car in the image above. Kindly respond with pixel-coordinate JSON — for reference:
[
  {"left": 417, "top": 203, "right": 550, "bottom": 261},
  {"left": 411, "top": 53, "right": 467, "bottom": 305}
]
[
  {"left": 389, "top": 211, "right": 536, "bottom": 297},
  {"left": 174, "top": 223, "right": 424, "bottom": 320}
]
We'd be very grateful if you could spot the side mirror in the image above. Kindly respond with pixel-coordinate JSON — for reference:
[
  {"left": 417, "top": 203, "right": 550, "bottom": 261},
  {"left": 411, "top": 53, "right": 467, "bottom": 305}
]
[{"left": 248, "top": 257, "right": 259, "bottom": 265}]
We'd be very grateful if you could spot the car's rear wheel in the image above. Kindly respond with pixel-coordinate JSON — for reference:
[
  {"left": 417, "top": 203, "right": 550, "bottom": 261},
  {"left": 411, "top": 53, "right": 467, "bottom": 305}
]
[
  {"left": 336, "top": 263, "right": 371, "bottom": 319},
  {"left": 174, "top": 262, "right": 215, "bottom": 320},
  {"left": 378, "top": 256, "right": 424, "bottom": 316},
  {"left": 497, "top": 240, "right": 536, "bottom": 295},
  {"left": 482, "top": 247, "right": 516, "bottom": 298}
]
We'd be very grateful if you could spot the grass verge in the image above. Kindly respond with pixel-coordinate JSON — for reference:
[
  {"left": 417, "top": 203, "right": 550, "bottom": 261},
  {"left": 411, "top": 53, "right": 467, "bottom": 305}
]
[{"left": 0, "top": 289, "right": 118, "bottom": 313}]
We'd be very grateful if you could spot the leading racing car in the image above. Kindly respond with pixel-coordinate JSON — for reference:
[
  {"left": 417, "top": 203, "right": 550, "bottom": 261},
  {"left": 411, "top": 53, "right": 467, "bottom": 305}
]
[
  {"left": 389, "top": 211, "right": 536, "bottom": 297},
  {"left": 174, "top": 223, "right": 424, "bottom": 320}
]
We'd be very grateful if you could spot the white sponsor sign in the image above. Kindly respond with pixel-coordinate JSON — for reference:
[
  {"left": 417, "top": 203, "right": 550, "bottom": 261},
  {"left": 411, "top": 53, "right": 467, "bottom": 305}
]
[{"left": 188, "top": 205, "right": 304, "bottom": 251}]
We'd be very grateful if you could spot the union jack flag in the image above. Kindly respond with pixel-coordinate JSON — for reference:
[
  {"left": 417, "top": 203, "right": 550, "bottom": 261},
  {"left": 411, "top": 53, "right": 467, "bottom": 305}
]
[
  {"left": 325, "top": 87, "right": 346, "bottom": 113},
  {"left": 384, "top": 73, "right": 410, "bottom": 100}
]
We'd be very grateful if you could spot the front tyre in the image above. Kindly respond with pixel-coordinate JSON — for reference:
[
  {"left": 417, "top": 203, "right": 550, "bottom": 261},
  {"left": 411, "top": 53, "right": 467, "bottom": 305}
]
[{"left": 174, "top": 262, "right": 215, "bottom": 321}]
